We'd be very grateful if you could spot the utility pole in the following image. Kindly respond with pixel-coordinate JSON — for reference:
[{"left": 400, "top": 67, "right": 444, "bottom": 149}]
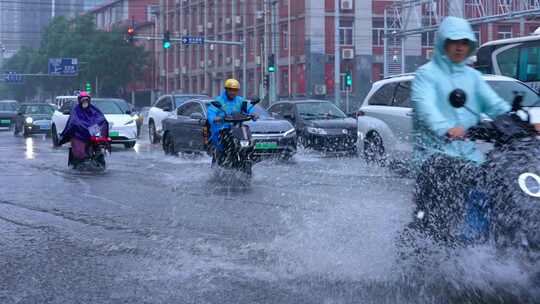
[
  {"left": 264, "top": 0, "right": 269, "bottom": 103},
  {"left": 270, "top": 0, "right": 278, "bottom": 104},
  {"left": 288, "top": 0, "right": 291, "bottom": 98},
  {"left": 159, "top": 0, "right": 165, "bottom": 93},
  {"left": 334, "top": 0, "right": 341, "bottom": 107}
]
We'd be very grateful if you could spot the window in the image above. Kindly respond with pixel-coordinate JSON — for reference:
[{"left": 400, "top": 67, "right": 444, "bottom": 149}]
[
  {"left": 421, "top": 31, "right": 436, "bottom": 47},
  {"left": 368, "top": 83, "right": 397, "bottom": 106},
  {"left": 473, "top": 25, "right": 482, "bottom": 45},
  {"left": 372, "top": 20, "right": 384, "bottom": 47},
  {"left": 487, "top": 80, "right": 539, "bottom": 107},
  {"left": 519, "top": 45, "right": 540, "bottom": 82},
  {"left": 393, "top": 82, "right": 411, "bottom": 108},
  {"left": 339, "top": 21, "right": 354, "bottom": 46},
  {"left": 177, "top": 102, "right": 203, "bottom": 116},
  {"left": 496, "top": 47, "right": 519, "bottom": 78},
  {"left": 282, "top": 29, "right": 288, "bottom": 49},
  {"left": 60, "top": 101, "right": 74, "bottom": 113},
  {"left": 155, "top": 97, "right": 171, "bottom": 110},
  {"left": 268, "top": 104, "right": 284, "bottom": 115},
  {"left": 497, "top": 25, "right": 513, "bottom": 39}
]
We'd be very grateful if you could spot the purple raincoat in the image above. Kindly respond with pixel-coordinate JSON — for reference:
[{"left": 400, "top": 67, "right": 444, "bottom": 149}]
[{"left": 59, "top": 103, "right": 109, "bottom": 146}]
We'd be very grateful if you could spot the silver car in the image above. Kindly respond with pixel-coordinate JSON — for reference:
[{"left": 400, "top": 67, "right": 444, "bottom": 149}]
[{"left": 357, "top": 74, "right": 540, "bottom": 164}]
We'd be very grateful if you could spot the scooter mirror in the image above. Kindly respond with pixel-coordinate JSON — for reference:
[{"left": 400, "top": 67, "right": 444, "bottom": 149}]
[
  {"left": 210, "top": 101, "right": 222, "bottom": 108},
  {"left": 449, "top": 89, "right": 467, "bottom": 108},
  {"left": 511, "top": 92, "right": 524, "bottom": 112}
]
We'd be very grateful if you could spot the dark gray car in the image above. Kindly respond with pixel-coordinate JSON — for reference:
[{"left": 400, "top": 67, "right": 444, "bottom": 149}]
[
  {"left": 268, "top": 99, "right": 358, "bottom": 153},
  {"left": 162, "top": 99, "right": 297, "bottom": 159},
  {"left": 13, "top": 103, "right": 55, "bottom": 137},
  {"left": 0, "top": 100, "right": 18, "bottom": 130}
]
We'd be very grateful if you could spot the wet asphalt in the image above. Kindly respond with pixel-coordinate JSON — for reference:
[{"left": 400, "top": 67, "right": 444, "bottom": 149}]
[{"left": 0, "top": 129, "right": 538, "bottom": 304}]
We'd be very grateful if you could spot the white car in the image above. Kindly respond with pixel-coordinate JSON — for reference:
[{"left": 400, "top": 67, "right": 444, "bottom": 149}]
[
  {"left": 51, "top": 98, "right": 138, "bottom": 149},
  {"left": 147, "top": 93, "right": 208, "bottom": 143},
  {"left": 357, "top": 74, "right": 540, "bottom": 164}
]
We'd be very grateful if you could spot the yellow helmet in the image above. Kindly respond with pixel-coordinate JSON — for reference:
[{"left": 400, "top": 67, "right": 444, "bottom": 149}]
[{"left": 224, "top": 78, "right": 240, "bottom": 90}]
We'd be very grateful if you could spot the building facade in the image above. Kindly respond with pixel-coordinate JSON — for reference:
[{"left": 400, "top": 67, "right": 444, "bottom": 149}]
[{"left": 157, "top": 0, "right": 539, "bottom": 107}]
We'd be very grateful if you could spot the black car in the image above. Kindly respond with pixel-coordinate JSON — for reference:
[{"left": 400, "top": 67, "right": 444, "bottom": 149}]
[
  {"left": 0, "top": 100, "right": 18, "bottom": 130},
  {"left": 268, "top": 100, "right": 358, "bottom": 153},
  {"left": 161, "top": 99, "right": 297, "bottom": 159},
  {"left": 13, "top": 103, "right": 55, "bottom": 137}
]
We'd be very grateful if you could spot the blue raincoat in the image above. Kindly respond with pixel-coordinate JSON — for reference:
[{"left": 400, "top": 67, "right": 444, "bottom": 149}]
[
  {"left": 411, "top": 16, "right": 510, "bottom": 165},
  {"left": 59, "top": 103, "right": 108, "bottom": 145},
  {"left": 207, "top": 91, "right": 254, "bottom": 150}
]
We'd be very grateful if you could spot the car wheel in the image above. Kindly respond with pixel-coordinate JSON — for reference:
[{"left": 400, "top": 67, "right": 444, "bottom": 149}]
[
  {"left": 124, "top": 142, "right": 136, "bottom": 149},
  {"left": 51, "top": 125, "right": 60, "bottom": 147},
  {"left": 149, "top": 121, "right": 159, "bottom": 144},
  {"left": 363, "top": 132, "right": 386, "bottom": 165},
  {"left": 162, "top": 132, "right": 177, "bottom": 156}
]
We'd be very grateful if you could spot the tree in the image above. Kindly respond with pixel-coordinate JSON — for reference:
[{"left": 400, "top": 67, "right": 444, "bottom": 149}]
[{"left": 0, "top": 15, "right": 149, "bottom": 100}]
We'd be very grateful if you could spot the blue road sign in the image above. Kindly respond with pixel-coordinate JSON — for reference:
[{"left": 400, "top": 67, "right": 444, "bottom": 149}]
[
  {"left": 181, "top": 36, "right": 205, "bottom": 45},
  {"left": 2, "top": 72, "right": 23, "bottom": 83},
  {"left": 48, "top": 58, "right": 78, "bottom": 76}
]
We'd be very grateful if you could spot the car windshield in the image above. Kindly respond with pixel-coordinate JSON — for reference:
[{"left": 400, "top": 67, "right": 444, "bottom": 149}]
[
  {"left": 251, "top": 105, "right": 270, "bottom": 118},
  {"left": 113, "top": 100, "right": 131, "bottom": 113},
  {"left": 23, "top": 104, "right": 54, "bottom": 115},
  {"left": 175, "top": 96, "right": 205, "bottom": 108},
  {"left": 92, "top": 100, "right": 124, "bottom": 114},
  {"left": 297, "top": 102, "right": 347, "bottom": 119},
  {"left": 0, "top": 102, "right": 17, "bottom": 111},
  {"left": 487, "top": 80, "right": 539, "bottom": 107}
]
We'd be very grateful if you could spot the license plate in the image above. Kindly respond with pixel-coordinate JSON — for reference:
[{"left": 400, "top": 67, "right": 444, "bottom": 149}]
[
  {"left": 109, "top": 131, "right": 119, "bottom": 137},
  {"left": 0, "top": 119, "right": 10, "bottom": 124},
  {"left": 255, "top": 142, "right": 278, "bottom": 149}
]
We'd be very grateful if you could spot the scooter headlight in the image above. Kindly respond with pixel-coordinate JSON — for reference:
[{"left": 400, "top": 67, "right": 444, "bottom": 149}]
[
  {"left": 25, "top": 117, "right": 33, "bottom": 124},
  {"left": 240, "top": 140, "right": 250, "bottom": 147}
]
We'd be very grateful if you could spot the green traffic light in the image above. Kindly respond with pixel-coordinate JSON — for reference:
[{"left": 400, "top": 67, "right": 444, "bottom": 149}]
[
  {"left": 346, "top": 74, "right": 352, "bottom": 86},
  {"left": 268, "top": 66, "right": 275, "bottom": 73},
  {"left": 85, "top": 82, "right": 91, "bottom": 93},
  {"left": 163, "top": 41, "right": 171, "bottom": 49}
]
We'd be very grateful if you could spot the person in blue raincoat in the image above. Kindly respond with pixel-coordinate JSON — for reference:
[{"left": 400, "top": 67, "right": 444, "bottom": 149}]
[
  {"left": 411, "top": 16, "right": 510, "bottom": 165},
  {"left": 207, "top": 79, "right": 258, "bottom": 163},
  {"left": 411, "top": 17, "right": 511, "bottom": 242}
]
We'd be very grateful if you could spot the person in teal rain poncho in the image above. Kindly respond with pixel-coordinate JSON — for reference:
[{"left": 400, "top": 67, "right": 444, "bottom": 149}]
[
  {"left": 411, "top": 17, "right": 511, "bottom": 242},
  {"left": 411, "top": 16, "right": 510, "bottom": 165}
]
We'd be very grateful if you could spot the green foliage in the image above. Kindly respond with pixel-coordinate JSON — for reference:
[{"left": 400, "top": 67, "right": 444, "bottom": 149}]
[{"left": 0, "top": 15, "right": 149, "bottom": 100}]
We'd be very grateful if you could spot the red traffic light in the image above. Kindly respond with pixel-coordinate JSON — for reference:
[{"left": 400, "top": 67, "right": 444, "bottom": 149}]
[{"left": 127, "top": 26, "right": 135, "bottom": 36}]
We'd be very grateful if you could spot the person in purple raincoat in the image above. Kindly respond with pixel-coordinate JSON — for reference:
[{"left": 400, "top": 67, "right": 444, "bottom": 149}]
[{"left": 58, "top": 91, "right": 108, "bottom": 160}]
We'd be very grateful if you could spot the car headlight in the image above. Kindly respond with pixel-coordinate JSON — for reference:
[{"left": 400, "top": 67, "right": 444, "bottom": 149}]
[
  {"left": 307, "top": 127, "right": 327, "bottom": 135},
  {"left": 25, "top": 117, "right": 33, "bottom": 124},
  {"left": 131, "top": 114, "right": 139, "bottom": 121},
  {"left": 124, "top": 120, "right": 135, "bottom": 125},
  {"left": 283, "top": 128, "right": 296, "bottom": 137}
]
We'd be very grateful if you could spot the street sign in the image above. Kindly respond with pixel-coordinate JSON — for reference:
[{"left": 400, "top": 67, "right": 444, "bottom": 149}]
[
  {"left": 2, "top": 72, "right": 23, "bottom": 83},
  {"left": 181, "top": 36, "right": 205, "bottom": 45},
  {"left": 48, "top": 58, "right": 78, "bottom": 76}
]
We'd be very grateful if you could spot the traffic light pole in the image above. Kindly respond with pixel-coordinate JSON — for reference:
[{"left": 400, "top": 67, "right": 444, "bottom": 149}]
[{"left": 131, "top": 35, "right": 247, "bottom": 97}]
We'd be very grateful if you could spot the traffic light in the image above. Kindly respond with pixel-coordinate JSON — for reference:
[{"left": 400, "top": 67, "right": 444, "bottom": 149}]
[
  {"left": 126, "top": 26, "right": 135, "bottom": 43},
  {"left": 267, "top": 54, "right": 275, "bottom": 73},
  {"left": 345, "top": 72, "right": 352, "bottom": 87},
  {"left": 163, "top": 30, "right": 171, "bottom": 49},
  {"left": 263, "top": 74, "right": 269, "bottom": 88},
  {"left": 85, "top": 81, "right": 92, "bottom": 93}
]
